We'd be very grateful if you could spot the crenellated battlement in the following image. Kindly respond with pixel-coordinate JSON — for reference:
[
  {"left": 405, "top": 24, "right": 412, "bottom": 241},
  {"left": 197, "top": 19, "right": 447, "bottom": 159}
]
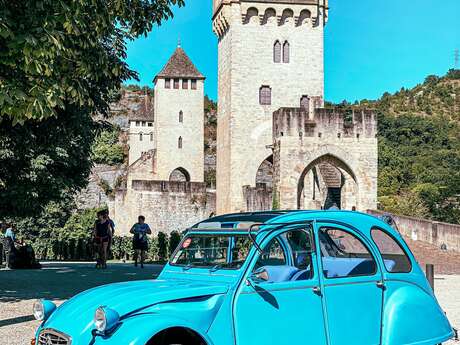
[
  {"left": 213, "top": 0, "right": 328, "bottom": 38},
  {"left": 273, "top": 106, "right": 377, "bottom": 140}
]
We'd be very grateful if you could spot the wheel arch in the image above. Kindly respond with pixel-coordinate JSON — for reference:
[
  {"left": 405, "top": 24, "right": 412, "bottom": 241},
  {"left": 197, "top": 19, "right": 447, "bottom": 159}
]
[{"left": 146, "top": 326, "right": 210, "bottom": 345}]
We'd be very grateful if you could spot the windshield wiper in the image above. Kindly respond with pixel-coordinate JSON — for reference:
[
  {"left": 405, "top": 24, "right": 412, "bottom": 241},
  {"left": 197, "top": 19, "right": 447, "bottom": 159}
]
[{"left": 182, "top": 263, "right": 193, "bottom": 271}]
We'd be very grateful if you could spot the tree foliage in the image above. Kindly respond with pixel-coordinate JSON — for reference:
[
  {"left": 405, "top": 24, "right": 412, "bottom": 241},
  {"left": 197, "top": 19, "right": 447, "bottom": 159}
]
[
  {"left": 0, "top": 109, "right": 95, "bottom": 217},
  {"left": 92, "top": 127, "right": 126, "bottom": 165},
  {"left": 378, "top": 113, "right": 460, "bottom": 223},
  {"left": 0, "top": 0, "right": 184, "bottom": 123}
]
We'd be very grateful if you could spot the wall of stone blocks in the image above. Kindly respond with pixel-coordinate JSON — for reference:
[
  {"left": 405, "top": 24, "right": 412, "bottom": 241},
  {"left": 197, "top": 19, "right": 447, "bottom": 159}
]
[{"left": 110, "top": 181, "right": 216, "bottom": 236}]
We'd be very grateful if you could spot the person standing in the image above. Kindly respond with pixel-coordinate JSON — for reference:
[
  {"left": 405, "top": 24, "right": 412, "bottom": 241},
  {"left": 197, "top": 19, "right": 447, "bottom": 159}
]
[
  {"left": 130, "top": 216, "right": 151, "bottom": 268},
  {"left": 3, "top": 223, "right": 17, "bottom": 269},
  {"left": 93, "top": 211, "right": 113, "bottom": 269}
]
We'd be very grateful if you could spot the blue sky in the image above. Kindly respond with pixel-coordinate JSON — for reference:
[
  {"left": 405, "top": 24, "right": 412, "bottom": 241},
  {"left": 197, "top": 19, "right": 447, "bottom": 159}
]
[{"left": 125, "top": 0, "right": 460, "bottom": 102}]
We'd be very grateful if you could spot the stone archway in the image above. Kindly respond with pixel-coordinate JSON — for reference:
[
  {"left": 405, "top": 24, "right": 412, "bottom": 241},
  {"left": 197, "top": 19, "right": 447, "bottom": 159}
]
[
  {"left": 297, "top": 154, "right": 358, "bottom": 210},
  {"left": 169, "top": 167, "right": 191, "bottom": 182},
  {"left": 256, "top": 154, "right": 273, "bottom": 188}
]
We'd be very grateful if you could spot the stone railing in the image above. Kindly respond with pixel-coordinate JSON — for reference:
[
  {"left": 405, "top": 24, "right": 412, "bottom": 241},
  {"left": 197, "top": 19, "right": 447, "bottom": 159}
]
[{"left": 367, "top": 210, "right": 460, "bottom": 253}]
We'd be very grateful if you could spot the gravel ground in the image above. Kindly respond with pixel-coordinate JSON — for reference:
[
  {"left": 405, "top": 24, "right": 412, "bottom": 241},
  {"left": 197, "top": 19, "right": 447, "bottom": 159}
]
[{"left": 0, "top": 263, "right": 458, "bottom": 345}]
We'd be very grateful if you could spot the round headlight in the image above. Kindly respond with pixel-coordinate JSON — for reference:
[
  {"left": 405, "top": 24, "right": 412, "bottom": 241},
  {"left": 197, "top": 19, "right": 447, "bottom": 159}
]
[
  {"left": 33, "top": 300, "right": 56, "bottom": 321},
  {"left": 94, "top": 306, "right": 119, "bottom": 333},
  {"left": 94, "top": 307, "right": 107, "bottom": 332}
]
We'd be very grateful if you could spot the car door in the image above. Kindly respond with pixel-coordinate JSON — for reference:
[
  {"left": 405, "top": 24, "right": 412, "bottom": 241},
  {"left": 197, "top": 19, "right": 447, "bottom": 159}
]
[
  {"left": 233, "top": 227, "right": 328, "bottom": 345},
  {"left": 316, "top": 223, "right": 384, "bottom": 345}
]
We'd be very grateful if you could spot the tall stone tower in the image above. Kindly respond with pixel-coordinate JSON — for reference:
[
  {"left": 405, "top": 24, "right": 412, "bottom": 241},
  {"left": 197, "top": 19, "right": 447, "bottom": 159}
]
[
  {"left": 152, "top": 45, "right": 205, "bottom": 182},
  {"left": 213, "top": 0, "right": 328, "bottom": 214}
]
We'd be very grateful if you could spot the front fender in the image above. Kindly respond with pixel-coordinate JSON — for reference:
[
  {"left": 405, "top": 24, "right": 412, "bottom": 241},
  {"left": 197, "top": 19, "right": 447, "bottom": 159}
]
[
  {"left": 382, "top": 282, "right": 454, "bottom": 345},
  {"left": 93, "top": 314, "right": 214, "bottom": 345}
]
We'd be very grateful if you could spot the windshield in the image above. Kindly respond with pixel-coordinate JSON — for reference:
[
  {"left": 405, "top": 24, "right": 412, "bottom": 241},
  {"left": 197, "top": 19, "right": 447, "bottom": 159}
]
[{"left": 170, "top": 234, "right": 253, "bottom": 270}]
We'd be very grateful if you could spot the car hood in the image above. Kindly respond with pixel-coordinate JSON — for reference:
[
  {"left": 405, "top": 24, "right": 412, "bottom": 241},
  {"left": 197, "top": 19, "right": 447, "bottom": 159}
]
[{"left": 41, "top": 279, "right": 229, "bottom": 338}]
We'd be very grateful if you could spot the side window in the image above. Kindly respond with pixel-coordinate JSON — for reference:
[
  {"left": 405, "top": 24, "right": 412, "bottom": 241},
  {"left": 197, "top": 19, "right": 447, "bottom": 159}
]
[
  {"left": 253, "top": 229, "right": 314, "bottom": 282},
  {"left": 371, "top": 228, "right": 412, "bottom": 273},
  {"left": 319, "top": 227, "right": 376, "bottom": 278},
  {"left": 257, "top": 238, "right": 286, "bottom": 267}
]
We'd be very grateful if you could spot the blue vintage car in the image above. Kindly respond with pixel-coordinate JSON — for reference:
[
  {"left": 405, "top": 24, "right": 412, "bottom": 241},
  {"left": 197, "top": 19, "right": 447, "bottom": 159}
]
[{"left": 33, "top": 211, "right": 455, "bottom": 345}]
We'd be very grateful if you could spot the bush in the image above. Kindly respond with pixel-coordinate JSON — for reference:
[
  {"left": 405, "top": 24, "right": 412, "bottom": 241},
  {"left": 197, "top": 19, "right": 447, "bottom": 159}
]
[{"left": 169, "top": 231, "right": 181, "bottom": 255}]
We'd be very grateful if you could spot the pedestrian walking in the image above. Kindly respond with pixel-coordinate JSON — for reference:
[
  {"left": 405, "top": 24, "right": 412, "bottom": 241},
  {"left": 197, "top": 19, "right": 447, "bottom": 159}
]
[
  {"left": 93, "top": 211, "right": 113, "bottom": 269},
  {"left": 130, "top": 216, "right": 151, "bottom": 268}
]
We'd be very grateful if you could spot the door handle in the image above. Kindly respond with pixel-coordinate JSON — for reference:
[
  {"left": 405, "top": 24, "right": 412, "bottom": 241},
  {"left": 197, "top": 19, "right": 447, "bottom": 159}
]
[
  {"left": 312, "top": 286, "right": 322, "bottom": 296},
  {"left": 376, "top": 280, "right": 386, "bottom": 289}
]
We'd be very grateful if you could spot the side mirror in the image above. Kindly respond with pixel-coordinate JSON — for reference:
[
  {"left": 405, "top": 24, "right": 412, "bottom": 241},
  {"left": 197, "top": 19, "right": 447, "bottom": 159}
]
[{"left": 247, "top": 267, "right": 269, "bottom": 285}]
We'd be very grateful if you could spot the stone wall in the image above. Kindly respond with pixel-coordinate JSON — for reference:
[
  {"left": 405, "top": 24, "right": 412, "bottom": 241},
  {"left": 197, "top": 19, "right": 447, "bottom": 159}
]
[
  {"left": 110, "top": 180, "right": 216, "bottom": 235},
  {"left": 75, "top": 164, "right": 126, "bottom": 210},
  {"left": 368, "top": 210, "right": 460, "bottom": 253},
  {"left": 243, "top": 185, "right": 273, "bottom": 211},
  {"left": 214, "top": 1, "right": 326, "bottom": 214},
  {"left": 273, "top": 107, "right": 378, "bottom": 211}
]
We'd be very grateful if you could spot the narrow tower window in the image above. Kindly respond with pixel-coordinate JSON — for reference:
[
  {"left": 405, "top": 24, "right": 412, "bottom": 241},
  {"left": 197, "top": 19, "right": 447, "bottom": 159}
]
[
  {"left": 283, "top": 41, "right": 290, "bottom": 63},
  {"left": 191, "top": 79, "right": 197, "bottom": 90},
  {"left": 165, "top": 78, "right": 171, "bottom": 88},
  {"left": 174, "top": 78, "right": 180, "bottom": 89},
  {"left": 274, "top": 41, "right": 281, "bottom": 63},
  {"left": 259, "top": 86, "right": 272, "bottom": 105},
  {"left": 179, "top": 110, "right": 183, "bottom": 123},
  {"left": 178, "top": 136, "right": 183, "bottom": 149},
  {"left": 150, "top": 133, "right": 153, "bottom": 141},
  {"left": 182, "top": 79, "right": 189, "bottom": 89},
  {"left": 139, "top": 133, "right": 143, "bottom": 141},
  {"left": 300, "top": 95, "right": 310, "bottom": 110}
]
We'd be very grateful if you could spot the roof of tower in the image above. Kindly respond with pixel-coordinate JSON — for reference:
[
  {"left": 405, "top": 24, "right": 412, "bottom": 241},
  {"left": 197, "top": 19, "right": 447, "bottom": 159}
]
[
  {"left": 129, "top": 93, "right": 154, "bottom": 121},
  {"left": 154, "top": 46, "right": 205, "bottom": 82}
]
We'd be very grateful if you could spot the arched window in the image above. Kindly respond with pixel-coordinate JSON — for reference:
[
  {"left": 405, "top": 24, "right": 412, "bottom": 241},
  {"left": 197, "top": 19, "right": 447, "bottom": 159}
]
[
  {"left": 150, "top": 133, "right": 153, "bottom": 141},
  {"left": 178, "top": 136, "right": 183, "bottom": 149},
  {"left": 273, "top": 41, "right": 281, "bottom": 63},
  {"left": 259, "top": 85, "right": 272, "bottom": 105},
  {"left": 139, "top": 133, "right": 143, "bottom": 141},
  {"left": 283, "top": 41, "right": 290, "bottom": 63},
  {"left": 179, "top": 110, "right": 183, "bottom": 123}
]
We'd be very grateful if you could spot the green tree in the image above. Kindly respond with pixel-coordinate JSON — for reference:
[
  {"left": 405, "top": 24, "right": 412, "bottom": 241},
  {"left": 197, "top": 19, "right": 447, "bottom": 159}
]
[
  {"left": 0, "top": 0, "right": 183, "bottom": 218},
  {"left": 0, "top": 0, "right": 184, "bottom": 123}
]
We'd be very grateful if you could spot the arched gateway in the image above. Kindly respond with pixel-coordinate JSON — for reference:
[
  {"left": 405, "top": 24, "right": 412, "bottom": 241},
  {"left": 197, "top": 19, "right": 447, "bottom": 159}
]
[{"left": 272, "top": 107, "right": 378, "bottom": 212}]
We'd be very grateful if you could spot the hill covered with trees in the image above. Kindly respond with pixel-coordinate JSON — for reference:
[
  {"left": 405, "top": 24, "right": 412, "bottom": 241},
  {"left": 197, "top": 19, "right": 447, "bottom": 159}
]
[{"left": 367, "top": 69, "right": 460, "bottom": 223}]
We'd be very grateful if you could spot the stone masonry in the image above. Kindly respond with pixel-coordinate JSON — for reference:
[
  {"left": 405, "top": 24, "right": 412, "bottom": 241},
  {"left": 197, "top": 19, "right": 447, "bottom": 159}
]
[
  {"left": 213, "top": 0, "right": 328, "bottom": 213},
  {"left": 272, "top": 106, "right": 378, "bottom": 211}
]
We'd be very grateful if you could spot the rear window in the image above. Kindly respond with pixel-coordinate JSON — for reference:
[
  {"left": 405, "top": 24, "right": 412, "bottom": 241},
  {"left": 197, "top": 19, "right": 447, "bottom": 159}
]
[{"left": 371, "top": 228, "right": 412, "bottom": 273}]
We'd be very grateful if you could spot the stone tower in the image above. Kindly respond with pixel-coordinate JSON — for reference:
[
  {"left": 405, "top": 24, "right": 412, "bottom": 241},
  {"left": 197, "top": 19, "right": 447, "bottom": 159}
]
[
  {"left": 213, "top": 0, "right": 329, "bottom": 213},
  {"left": 152, "top": 45, "right": 205, "bottom": 182}
]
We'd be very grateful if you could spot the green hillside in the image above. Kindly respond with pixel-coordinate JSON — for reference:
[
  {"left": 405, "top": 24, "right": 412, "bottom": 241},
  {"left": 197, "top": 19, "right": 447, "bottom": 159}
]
[{"left": 371, "top": 69, "right": 460, "bottom": 223}]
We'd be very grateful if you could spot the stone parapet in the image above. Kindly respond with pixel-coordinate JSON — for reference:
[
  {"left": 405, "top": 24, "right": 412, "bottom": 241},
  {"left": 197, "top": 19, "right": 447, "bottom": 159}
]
[
  {"left": 131, "top": 180, "right": 207, "bottom": 194},
  {"left": 368, "top": 210, "right": 460, "bottom": 253},
  {"left": 273, "top": 107, "right": 377, "bottom": 139}
]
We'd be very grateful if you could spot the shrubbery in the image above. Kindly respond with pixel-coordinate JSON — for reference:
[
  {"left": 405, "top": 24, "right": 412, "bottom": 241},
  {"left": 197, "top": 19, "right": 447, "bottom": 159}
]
[{"left": 16, "top": 206, "right": 182, "bottom": 263}]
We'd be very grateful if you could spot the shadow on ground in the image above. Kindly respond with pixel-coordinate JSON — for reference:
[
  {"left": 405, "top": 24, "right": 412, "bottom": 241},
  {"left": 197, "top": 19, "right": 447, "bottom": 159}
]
[{"left": 0, "top": 262, "right": 164, "bottom": 303}]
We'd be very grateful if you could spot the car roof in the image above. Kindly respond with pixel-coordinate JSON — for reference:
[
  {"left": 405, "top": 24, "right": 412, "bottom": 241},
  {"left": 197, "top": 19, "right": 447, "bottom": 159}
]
[{"left": 194, "top": 210, "right": 399, "bottom": 238}]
